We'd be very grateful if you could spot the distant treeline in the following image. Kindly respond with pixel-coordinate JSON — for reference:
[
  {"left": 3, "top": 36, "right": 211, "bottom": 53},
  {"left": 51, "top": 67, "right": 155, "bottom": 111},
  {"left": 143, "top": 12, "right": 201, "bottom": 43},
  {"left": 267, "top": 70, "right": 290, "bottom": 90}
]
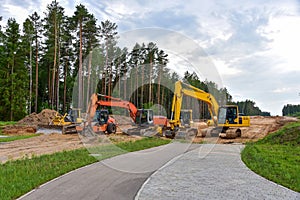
[
  {"left": 183, "top": 72, "right": 270, "bottom": 118},
  {"left": 282, "top": 104, "right": 300, "bottom": 117},
  {"left": 233, "top": 100, "right": 270, "bottom": 116},
  {"left": 0, "top": 1, "right": 269, "bottom": 121}
]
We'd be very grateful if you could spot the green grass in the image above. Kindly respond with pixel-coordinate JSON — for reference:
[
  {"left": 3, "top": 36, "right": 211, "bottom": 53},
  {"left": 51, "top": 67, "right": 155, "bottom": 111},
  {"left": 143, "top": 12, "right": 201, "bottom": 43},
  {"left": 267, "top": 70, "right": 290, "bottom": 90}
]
[
  {"left": 0, "top": 134, "right": 40, "bottom": 142},
  {"left": 116, "top": 137, "right": 170, "bottom": 151},
  {"left": 0, "top": 121, "right": 17, "bottom": 127},
  {"left": 242, "top": 122, "right": 300, "bottom": 192},
  {"left": 0, "top": 137, "right": 170, "bottom": 200},
  {"left": 0, "top": 121, "right": 17, "bottom": 134}
]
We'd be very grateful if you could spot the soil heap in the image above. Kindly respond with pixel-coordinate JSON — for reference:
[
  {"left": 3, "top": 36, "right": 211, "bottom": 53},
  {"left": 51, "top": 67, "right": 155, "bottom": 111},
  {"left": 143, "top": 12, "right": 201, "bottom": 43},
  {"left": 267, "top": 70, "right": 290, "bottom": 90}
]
[{"left": 2, "top": 109, "right": 59, "bottom": 135}]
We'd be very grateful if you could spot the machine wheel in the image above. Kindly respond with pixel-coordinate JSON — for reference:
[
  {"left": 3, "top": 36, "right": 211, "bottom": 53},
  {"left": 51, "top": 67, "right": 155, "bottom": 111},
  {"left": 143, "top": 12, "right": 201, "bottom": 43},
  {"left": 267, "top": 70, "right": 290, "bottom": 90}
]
[
  {"left": 164, "top": 130, "right": 175, "bottom": 139},
  {"left": 107, "top": 123, "right": 116, "bottom": 134},
  {"left": 236, "top": 129, "right": 241, "bottom": 137}
]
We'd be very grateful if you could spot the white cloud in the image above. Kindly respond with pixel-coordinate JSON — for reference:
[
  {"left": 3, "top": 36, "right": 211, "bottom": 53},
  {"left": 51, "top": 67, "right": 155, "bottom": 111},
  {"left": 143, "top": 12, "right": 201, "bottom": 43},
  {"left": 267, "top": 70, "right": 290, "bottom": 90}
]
[
  {"left": 213, "top": 59, "right": 241, "bottom": 76},
  {"left": 1, "top": 4, "right": 30, "bottom": 26},
  {"left": 262, "top": 15, "right": 300, "bottom": 72},
  {"left": 1, "top": 0, "right": 300, "bottom": 116},
  {"left": 273, "top": 87, "right": 293, "bottom": 93}
]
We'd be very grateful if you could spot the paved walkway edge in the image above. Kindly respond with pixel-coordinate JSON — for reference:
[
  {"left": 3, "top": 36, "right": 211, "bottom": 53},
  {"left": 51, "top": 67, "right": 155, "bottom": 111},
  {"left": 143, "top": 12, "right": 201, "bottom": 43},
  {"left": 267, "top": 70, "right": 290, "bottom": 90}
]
[
  {"left": 134, "top": 150, "right": 188, "bottom": 199},
  {"left": 17, "top": 162, "right": 99, "bottom": 199}
]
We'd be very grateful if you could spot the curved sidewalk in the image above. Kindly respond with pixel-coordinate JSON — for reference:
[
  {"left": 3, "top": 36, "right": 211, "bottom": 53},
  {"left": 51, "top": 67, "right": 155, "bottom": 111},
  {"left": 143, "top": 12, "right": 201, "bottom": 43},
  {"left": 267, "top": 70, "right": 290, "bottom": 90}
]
[
  {"left": 136, "top": 144, "right": 300, "bottom": 200},
  {"left": 19, "top": 142, "right": 199, "bottom": 200}
]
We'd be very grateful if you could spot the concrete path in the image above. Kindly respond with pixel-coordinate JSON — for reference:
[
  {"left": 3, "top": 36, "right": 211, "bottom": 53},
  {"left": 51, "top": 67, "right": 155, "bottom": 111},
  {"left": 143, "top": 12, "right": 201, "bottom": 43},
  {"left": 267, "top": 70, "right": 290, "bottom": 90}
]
[
  {"left": 19, "top": 142, "right": 199, "bottom": 200},
  {"left": 136, "top": 144, "right": 300, "bottom": 200}
]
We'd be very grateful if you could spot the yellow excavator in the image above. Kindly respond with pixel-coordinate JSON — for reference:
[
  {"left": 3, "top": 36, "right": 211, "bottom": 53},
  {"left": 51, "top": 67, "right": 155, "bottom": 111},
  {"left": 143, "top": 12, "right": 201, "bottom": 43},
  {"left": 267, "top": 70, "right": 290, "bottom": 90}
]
[{"left": 165, "top": 81, "right": 250, "bottom": 139}]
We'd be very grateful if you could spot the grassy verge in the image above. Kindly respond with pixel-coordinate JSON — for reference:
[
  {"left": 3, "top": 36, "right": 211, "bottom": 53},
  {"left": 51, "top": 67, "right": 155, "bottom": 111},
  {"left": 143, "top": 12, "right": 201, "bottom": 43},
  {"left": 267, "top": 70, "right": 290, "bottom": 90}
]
[
  {"left": 0, "top": 121, "right": 17, "bottom": 127},
  {"left": 0, "top": 137, "right": 170, "bottom": 200},
  {"left": 0, "top": 134, "right": 40, "bottom": 142},
  {"left": 0, "top": 121, "right": 17, "bottom": 134},
  {"left": 242, "top": 122, "right": 300, "bottom": 192}
]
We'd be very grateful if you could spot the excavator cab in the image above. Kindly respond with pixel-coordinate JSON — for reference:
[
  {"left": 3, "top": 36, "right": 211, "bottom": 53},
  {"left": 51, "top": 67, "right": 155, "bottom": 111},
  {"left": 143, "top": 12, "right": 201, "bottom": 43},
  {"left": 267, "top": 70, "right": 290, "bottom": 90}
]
[
  {"left": 136, "top": 109, "right": 154, "bottom": 125},
  {"left": 97, "top": 110, "right": 109, "bottom": 125},
  {"left": 180, "top": 109, "right": 193, "bottom": 127},
  {"left": 67, "top": 108, "right": 83, "bottom": 123},
  {"left": 218, "top": 106, "right": 238, "bottom": 125},
  {"left": 217, "top": 105, "right": 250, "bottom": 127}
]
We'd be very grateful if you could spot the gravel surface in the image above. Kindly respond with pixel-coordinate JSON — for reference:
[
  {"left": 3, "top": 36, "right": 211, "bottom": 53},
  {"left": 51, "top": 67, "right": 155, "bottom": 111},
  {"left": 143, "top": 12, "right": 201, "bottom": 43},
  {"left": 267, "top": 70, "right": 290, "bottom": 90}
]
[{"left": 136, "top": 144, "right": 300, "bottom": 200}]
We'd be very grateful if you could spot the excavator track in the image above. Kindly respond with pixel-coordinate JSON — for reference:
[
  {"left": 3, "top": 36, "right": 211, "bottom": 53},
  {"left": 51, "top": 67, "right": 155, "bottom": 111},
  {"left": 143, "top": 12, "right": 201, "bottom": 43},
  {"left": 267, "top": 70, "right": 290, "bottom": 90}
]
[
  {"left": 38, "top": 124, "right": 80, "bottom": 134},
  {"left": 219, "top": 127, "right": 241, "bottom": 139}
]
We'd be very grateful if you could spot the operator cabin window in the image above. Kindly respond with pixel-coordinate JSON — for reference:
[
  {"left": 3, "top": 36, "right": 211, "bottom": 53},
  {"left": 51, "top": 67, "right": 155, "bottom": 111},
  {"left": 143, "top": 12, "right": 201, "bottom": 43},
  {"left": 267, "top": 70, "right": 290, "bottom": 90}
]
[{"left": 218, "top": 107, "right": 227, "bottom": 124}]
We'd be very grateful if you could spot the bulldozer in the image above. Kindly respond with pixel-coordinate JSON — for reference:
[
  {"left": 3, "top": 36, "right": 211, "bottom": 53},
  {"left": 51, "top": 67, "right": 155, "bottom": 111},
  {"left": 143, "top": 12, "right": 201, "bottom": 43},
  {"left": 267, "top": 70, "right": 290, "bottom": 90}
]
[{"left": 49, "top": 108, "right": 83, "bottom": 134}]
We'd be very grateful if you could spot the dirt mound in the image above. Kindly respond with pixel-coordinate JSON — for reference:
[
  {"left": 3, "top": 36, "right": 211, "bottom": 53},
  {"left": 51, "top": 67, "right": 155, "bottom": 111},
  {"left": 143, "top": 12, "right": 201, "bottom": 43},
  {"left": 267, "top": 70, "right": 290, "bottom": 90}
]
[
  {"left": 2, "top": 109, "right": 59, "bottom": 135},
  {"left": 217, "top": 116, "right": 299, "bottom": 144},
  {"left": 18, "top": 109, "right": 59, "bottom": 126},
  {"left": 2, "top": 125, "right": 37, "bottom": 135}
]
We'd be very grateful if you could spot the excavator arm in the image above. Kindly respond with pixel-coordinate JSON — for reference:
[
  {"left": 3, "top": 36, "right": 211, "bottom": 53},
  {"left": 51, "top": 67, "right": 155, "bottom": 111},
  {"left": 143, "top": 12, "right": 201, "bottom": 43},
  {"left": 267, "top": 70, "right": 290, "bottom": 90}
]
[
  {"left": 170, "top": 81, "right": 219, "bottom": 128},
  {"left": 87, "top": 93, "right": 139, "bottom": 123}
]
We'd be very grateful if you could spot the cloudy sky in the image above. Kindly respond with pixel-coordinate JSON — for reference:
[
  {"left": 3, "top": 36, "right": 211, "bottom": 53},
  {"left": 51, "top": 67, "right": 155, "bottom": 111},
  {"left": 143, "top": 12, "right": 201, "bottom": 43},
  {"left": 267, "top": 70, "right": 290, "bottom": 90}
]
[{"left": 1, "top": 0, "right": 300, "bottom": 115}]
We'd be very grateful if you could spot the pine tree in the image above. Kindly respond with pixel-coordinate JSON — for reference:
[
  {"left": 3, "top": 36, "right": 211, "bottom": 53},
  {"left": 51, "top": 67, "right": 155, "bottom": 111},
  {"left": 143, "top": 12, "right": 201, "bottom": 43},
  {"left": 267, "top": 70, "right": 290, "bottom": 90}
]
[
  {"left": 29, "top": 12, "right": 41, "bottom": 112},
  {"left": 72, "top": 4, "right": 96, "bottom": 109},
  {"left": 60, "top": 16, "right": 74, "bottom": 113},
  {"left": 22, "top": 18, "right": 34, "bottom": 114},
  {"left": 1, "top": 18, "right": 28, "bottom": 120},
  {"left": 144, "top": 42, "right": 158, "bottom": 104},
  {"left": 42, "top": 1, "right": 66, "bottom": 110},
  {"left": 155, "top": 49, "right": 168, "bottom": 107},
  {"left": 99, "top": 20, "right": 118, "bottom": 96}
]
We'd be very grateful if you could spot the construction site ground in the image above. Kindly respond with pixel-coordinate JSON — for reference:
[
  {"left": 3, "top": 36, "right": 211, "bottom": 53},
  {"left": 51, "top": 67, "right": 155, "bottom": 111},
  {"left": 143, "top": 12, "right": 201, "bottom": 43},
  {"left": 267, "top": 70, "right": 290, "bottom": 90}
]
[{"left": 0, "top": 115, "right": 298, "bottom": 164}]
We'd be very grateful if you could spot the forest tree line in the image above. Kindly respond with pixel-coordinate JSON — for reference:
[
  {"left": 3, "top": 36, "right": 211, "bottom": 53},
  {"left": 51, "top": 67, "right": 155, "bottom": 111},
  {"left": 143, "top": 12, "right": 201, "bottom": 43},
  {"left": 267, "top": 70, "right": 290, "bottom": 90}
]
[
  {"left": 282, "top": 104, "right": 300, "bottom": 117},
  {"left": 0, "top": 1, "right": 268, "bottom": 121}
]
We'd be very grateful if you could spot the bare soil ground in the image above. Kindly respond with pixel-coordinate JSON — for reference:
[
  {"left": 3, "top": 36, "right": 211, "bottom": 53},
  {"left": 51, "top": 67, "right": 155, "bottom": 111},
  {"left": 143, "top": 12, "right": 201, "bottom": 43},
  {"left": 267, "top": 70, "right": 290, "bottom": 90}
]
[
  {"left": 212, "top": 116, "right": 297, "bottom": 144},
  {"left": 0, "top": 115, "right": 297, "bottom": 163}
]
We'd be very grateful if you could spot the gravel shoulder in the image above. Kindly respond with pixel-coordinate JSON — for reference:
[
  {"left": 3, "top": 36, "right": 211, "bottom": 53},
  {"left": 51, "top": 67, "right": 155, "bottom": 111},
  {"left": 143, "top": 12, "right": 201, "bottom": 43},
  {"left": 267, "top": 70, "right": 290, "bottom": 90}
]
[{"left": 136, "top": 144, "right": 300, "bottom": 200}]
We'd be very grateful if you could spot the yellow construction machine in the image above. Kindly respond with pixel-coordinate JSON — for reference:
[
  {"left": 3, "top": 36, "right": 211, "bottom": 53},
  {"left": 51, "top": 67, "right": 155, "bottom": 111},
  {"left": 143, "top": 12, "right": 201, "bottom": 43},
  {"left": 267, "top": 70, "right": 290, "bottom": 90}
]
[
  {"left": 49, "top": 108, "right": 83, "bottom": 134},
  {"left": 165, "top": 81, "right": 250, "bottom": 139}
]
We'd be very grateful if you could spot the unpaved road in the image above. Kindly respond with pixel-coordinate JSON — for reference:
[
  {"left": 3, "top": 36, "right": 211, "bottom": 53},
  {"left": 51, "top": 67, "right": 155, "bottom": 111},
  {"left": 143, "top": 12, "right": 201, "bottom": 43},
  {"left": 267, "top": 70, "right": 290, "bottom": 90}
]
[
  {"left": 0, "top": 134, "right": 139, "bottom": 163},
  {"left": 0, "top": 116, "right": 297, "bottom": 163},
  {"left": 0, "top": 134, "right": 83, "bottom": 163}
]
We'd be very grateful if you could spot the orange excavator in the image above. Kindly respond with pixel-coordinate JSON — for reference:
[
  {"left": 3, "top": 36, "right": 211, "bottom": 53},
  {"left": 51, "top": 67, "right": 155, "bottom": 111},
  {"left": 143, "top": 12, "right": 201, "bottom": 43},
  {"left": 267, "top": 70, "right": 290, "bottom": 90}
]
[{"left": 86, "top": 94, "right": 168, "bottom": 135}]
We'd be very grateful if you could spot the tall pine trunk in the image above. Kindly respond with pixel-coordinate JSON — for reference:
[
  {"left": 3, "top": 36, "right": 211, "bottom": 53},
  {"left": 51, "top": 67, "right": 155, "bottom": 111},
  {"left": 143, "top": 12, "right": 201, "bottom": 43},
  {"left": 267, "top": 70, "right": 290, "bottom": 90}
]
[
  {"left": 157, "top": 66, "right": 161, "bottom": 113},
  {"left": 63, "top": 57, "right": 68, "bottom": 113},
  {"left": 141, "top": 65, "right": 144, "bottom": 104},
  {"left": 149, "top": 56, "right": 152, "bottom": 104},
  {"left": 135, "top": 66, "right": 138, "bottom": 107},
  {"left": 35, "top": 33, "right": 38, "bottom": 113},
  {"left": 52, "top": 12, "right": 57, "bottom": 109},
  {"left": 55, "top": 29, "right": 60, "bottom": 110},
  {"left": 78, "top": 19, "right": 83, "bottom": 108},
  {"left": 29, "top": 42, "right": 32, "bottom": 114},
  {"left": 86, "top": 50, "right": 92, "bottom": 109}
]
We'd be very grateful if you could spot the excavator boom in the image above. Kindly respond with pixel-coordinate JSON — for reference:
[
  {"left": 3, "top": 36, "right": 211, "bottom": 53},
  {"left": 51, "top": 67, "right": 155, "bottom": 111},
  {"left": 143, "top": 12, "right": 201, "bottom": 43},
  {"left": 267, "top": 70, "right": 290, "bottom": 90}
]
[
  {"left": 168, "top": 80, "right": 250, "bottom": 139},
  {"left": 96, "top": 94, "right": 138, "bottom": 122},
  {"left": 170, "top": 81, "right": 219, "bottom": 127}
]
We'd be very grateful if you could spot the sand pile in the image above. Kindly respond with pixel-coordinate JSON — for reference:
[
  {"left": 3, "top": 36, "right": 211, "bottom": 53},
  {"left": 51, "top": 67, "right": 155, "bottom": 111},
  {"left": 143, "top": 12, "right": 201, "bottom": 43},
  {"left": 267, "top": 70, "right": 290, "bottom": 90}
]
[
  {"left": 18, "top": 109, "right": 59, "bottom": 126},
  {"left": 2, "top": 125, "right": 37, "bottom": 135},
  {"left": 1, "top": 109, "right": 60, "bottom": 135}
]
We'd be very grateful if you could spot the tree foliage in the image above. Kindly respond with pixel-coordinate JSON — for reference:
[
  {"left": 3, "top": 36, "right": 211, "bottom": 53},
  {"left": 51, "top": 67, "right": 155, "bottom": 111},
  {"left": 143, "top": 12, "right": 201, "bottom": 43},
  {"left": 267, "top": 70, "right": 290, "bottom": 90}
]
[
  {"left": 0, "top": 2, "right": 268, "bottom": 121},
  {"left": 282, "top": 104, "right": 300, "bottom": 117},
  {"left": 233, "top": 100, "right": 270, "bottom": 116}
]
